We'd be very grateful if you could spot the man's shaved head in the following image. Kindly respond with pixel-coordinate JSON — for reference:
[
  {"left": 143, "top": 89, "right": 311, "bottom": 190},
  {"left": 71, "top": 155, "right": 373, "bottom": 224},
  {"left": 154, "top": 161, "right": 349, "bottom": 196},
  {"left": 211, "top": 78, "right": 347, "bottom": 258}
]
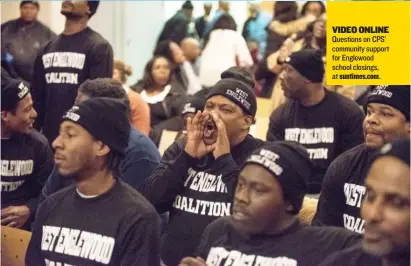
[{"left": 181, "top": 38, "right": 201, "bottom": 63}]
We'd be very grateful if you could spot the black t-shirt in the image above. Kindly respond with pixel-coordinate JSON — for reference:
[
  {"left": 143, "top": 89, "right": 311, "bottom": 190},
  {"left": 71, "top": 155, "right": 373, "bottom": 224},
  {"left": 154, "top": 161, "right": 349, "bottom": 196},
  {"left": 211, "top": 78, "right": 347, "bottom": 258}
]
[
  {"left": 1, "top": 130, "right": 53, "bottom": 217},
  {"left": 141, "top": 135, "right": 266, "bottom": 266},
  {"left": 267, "top": 90, "right": 364, "bottom": 193},
  {"left": 196, "top": 217, "right": 361, "bottom": 266},
  {"left": 312, "top": 144, "right": 377, "bottom": 233},
  {"left": 25, "top": 180, "right": 161, "bottom": 266},
  {"left": 31, "top": 27, "right": 113, "bottom": 144},
  {"left": 319, "top": 243, "right": 409, "bottom": 266}
]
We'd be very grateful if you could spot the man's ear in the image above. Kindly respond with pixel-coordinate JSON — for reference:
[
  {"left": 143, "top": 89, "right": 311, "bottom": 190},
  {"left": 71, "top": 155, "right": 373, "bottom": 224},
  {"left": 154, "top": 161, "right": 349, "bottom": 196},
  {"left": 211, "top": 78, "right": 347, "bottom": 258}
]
[
  {"left": 1, "top": 111, "right": 10, "bottom": 123},
  {"left": 85, "top": 5, "right": 91, "bottom": 16},
  {"left": 242, "top": 116, "right": 253, "bottom": 130},
  {"left": 95, "top": 141, "right": 111, "bottom": 157},
  {"left": 405, "top": 120, "right": 410, "bottom": 135},
  {"left": 285, "top": 201, "right": 295, "bottom": 213}
]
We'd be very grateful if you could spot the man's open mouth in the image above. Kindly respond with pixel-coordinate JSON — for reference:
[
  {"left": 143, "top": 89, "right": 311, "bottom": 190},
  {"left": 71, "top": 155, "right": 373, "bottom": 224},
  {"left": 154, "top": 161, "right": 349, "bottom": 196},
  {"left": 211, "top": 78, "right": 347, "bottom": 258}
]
[{"left": 204, "top": 120, "right": 215, "bottom": 138}]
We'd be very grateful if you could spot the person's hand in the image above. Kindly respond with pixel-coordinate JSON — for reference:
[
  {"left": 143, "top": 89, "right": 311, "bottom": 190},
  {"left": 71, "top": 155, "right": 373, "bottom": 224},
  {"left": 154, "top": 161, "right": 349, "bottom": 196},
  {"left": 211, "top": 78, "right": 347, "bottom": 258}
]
[
  {"left": 179, "top": 257, "right": 207, "bottom": 266},
  {"left": 185, "top": 111, "right": 216, "bottom": 159},
  {"left": 211, "top": 112, "right": 230, "bottom": 159},
  {"left": 278, "top": 38, "right": 294, "bottom": 63},
  {"left": 1, "top": 205, "right": 30, "bottom": 228}
]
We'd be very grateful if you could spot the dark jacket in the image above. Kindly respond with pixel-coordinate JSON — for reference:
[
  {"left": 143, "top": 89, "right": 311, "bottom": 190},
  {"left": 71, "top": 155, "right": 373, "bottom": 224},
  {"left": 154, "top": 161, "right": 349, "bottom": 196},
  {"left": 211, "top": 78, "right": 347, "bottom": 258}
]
[
  {"left": 1, "top": 19, "right": 55, "bottom": 84},
  {"left": 148, "top": 90, "right": 187, "bottom": 147},
  {"left": 157, "top": 10, "right": 189, "bottom": 45},
  {"left": 195, "top": 16, "right": 208, "bottom": 39}
]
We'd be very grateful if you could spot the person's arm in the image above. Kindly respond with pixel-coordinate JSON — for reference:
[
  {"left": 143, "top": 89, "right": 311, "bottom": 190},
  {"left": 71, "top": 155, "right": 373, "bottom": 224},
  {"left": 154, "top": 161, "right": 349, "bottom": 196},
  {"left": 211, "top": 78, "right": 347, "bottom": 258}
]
[
  {"left": 122, "top": 158, "right": 160, "bottom": 192},
  {"left": 151, "top": 93, "right": 186, "bottom": 136},
  {"left": 31, "top": 52, "right": 47, "bottom": 131},
  {"left": 212, "top": 154, "right": 240, "bottom": 199},
  {"left": 339, "top": 103, "right": 365, "bottom": 154},
  {"left": 38, "top": 166, "right": 66, "bottom": 206},
  {"left": 268, "top": 14, "right": 316, "bottom": 36},
  {"left": 266, "top": 106, "right": 285, "bottom": 142},
  {"left": 128, "top": 91, "right": 151, "bottom": 136},
  {"left": 119, "top": 211, "right": 161, "bottom": 266},
  {"left": 312, "top": 158, "right": 347, "bottom": 227},
  {"left": 46, "top": 27, "right": 56, "bottom": 40},
  {"left": 140, "top": 139, "right": 194, "bottom": 213},
  {"left": 88, "top": 42, "right": 114, "bottom": 79},
  {"left": 26, "top": 138, "right": 54, "bottom": 218},
  {"left": 234, "top": 33, "right": 254, "bottom": 68}
]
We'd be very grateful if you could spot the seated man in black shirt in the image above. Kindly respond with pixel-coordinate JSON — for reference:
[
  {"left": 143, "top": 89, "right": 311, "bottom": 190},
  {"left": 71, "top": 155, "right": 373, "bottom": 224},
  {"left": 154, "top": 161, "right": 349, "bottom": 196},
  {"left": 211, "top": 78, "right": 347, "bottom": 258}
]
[
  {"left": 141, "top": 67, "right": 266, "bottom": 265},
  {"left": 319, "top": 138, "right": 410, "bottom": 266},
  {"left": 179, "top": 141, "right": 361, "bottom": 266},
  {"left": 1, "top": 79, "right": 53, "bottom": 230},
  {"left": 313, "top": 85, "right": 410, "bottom": 233},
  {"left": 266, "top": 49, "right": 365, "bottom": 195},
  {"left": 26, "top": 98, "right": 160, "bottom": 266}
]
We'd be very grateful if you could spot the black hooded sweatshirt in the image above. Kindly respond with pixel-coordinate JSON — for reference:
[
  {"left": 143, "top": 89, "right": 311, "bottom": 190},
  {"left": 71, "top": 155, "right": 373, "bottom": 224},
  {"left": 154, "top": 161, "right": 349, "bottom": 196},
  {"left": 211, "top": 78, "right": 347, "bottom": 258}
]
[{"left": 141, "top": 135, "right": 266, "bottom": 266}]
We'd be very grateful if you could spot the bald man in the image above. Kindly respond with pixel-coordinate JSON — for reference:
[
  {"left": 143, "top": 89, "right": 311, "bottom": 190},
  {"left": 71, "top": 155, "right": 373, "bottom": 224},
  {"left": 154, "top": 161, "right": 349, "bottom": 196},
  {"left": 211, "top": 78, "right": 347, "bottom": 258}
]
[{"left": 181, "top": 38, "right": 201, "bottom": 75}]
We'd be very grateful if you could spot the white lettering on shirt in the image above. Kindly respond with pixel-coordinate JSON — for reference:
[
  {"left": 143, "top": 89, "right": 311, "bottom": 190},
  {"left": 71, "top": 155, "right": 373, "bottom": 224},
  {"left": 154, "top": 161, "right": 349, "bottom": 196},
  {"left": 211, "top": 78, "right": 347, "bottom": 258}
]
[
  {"left": 41, "top": 226, "right": 115, "bottom": 265},
  {"left": 206, "top": 247, "right": 298, "bottom": 266},
  {"left": 42, "top": 52, "right": 85, "bottom": 69},
  {"left": 172, "top": 195, "right": 231, "bottom": 217}
]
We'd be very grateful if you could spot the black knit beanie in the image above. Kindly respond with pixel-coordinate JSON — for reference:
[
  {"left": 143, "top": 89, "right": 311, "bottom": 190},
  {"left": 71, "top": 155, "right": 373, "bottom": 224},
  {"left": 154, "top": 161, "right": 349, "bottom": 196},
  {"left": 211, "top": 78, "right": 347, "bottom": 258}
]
[
  {"left": 62, "top": 97, "right": 130, "bottom": 155},
  {"left": 376, "top": 138, "right": 410, "bottom": 167},
  {"left": 366, "top": 85, "right": 410, "bottom": 121},
  {"left": 285, "top": 49, "right": 324, "bottom": 82},
  {"left": 244, "top": 141, "right": 316, "bottom": 215},
  {"left": 182, "top": 1, "right": 194, "bottom": 10},
  {"left": 1, "top": 79, "right": 30, "bottom": 111},
  {"left": 87, "top": 1, "right": 99, "bottom": 17},
  {"left": 207, "top": 67, "right": 257, "bottom": 117},
  {"left": 182, "top": 96, "right": 206, "bottom": 116},
  {"left": 20, "top": 1, "right": 39, "bottom": 9}
]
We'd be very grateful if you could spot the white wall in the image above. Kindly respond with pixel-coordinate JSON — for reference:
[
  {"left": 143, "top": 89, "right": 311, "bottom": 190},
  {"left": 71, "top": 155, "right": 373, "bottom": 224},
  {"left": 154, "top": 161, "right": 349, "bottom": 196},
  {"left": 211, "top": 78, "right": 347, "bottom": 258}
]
[{"left": 1, "top": 1, "right": 252, "bottom": 84}]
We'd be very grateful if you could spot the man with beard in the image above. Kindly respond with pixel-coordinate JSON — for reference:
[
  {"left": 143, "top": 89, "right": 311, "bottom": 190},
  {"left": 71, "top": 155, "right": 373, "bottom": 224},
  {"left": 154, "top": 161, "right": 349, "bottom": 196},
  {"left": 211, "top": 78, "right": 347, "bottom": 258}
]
[
  {"left": 179, "top": 142, "right": 360, "bottom": 266},
  {"left": 266, "top": 49, "right": 364, "bottom": 196},
  {"left": 313, "top": 85, "right": 410, "bottom": 233},
  {"left": 142, "top": 67, "right": 266, "bottom": 265},
  {"left": 319, "top": 138, "right": 410, "bottom": 266},
  {"left": 31, "top": 0, "right": 113, "bottom": 144},
  {"left": 1, "top": 79, "right": 53, "bottom": 230}
]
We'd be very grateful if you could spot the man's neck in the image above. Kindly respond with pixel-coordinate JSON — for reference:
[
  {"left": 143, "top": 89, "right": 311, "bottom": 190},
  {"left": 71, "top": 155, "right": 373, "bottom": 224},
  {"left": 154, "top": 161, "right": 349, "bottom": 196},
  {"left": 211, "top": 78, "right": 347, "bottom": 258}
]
[
  {"left": 63, "top": 17, "right": 88, "bottom": 35},
  {"left": 230, "top": 131, "right": 249, "bottom": 148},
  {"left": 382, "top": 250, "right": 410, "bottom": 266},
  {"left": 299, "top": 86, "right": 326, "bottom": 106},
  {"left": 266, "top": 216, "right": 298, "bottom": 235},
  {"left": 76, "top": 168, "right": 115, "bottom": 196}
]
